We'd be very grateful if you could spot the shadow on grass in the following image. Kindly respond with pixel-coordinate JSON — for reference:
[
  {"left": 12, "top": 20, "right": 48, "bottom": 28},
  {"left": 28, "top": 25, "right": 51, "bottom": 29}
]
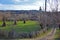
[{"left": 55, "top": 38, "right": 60, "bottom": 40}]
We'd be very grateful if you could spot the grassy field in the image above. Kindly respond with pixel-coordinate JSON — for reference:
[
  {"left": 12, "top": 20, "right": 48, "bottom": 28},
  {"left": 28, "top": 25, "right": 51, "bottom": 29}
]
[
  {"left": 0, "top": 21, "right": 41, "bottom": 33},
  {"left": 54, "top": 29, "right": 60, "bottom": 40}
]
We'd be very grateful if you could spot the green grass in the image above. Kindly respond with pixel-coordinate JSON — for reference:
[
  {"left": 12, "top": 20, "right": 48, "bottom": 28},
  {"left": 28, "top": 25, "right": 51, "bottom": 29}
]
[
  {"left": 0, "top": 21, "right": 41, "bottom": 33},
  {"left": 54, "top": 29, "right": 60, "bottom": 40}
]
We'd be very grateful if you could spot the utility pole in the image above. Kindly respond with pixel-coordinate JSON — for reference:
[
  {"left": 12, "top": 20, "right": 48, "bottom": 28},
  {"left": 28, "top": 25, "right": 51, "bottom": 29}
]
[
  {"left": 45, "top": 0, "right": 47, "bottom": 12},
  {"left": 45, "top": 0, "right": 47, "bottom": 31}
]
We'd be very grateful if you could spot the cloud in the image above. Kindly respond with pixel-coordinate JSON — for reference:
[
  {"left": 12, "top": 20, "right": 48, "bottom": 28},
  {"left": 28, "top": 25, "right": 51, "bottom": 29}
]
[
  {"left": 32, "top": 0, "right": 45, "bottom": 10},
  {"left": 13, "top": 0, "right": 29, "bottom": 3},
  {"left": 0, "top": 0, "right": 44, "bottom": 10},
  {"left": 33, "top": 1, "right": 43, "bottom": 6},
  {"left": 0, "top": 4, "right": 3, "bottom": 6},
  {"left": 0, "top": 4, "right": 40, "bottom": 10},
  {"left": 23, "top": 0, "right": 29, "bottom": 2},
  {"left": 13, "top": 5, "right": 39, "bottom": 10},
  {"left": 0, "top": 0, "right": 42, "bottom": 10},
  {"left": 13, "top": 0, "right": 21, "bottom": 2},
  {"left": 0, "top": 0, "right": 60, "bottom": 11}
]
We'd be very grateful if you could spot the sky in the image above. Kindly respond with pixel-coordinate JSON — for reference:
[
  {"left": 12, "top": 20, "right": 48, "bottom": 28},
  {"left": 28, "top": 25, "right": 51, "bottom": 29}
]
[{"left": 0, "top": 0, "right": 60, "bottom": 11}]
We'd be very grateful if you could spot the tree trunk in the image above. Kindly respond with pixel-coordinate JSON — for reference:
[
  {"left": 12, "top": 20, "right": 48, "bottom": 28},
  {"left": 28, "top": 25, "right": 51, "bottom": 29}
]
[
  {"left": 23, "top": 20, "right": 26, "bottom": 24},
  {"left": 2, "top": 17, "right": 6, "bottom": 27},
  {"left": 59, "top": 24, "right": 60, "bottom": 30},
  {"left": 2, "top": 21, "right": 6, "bottom": 27},
  {"left": 46, "top": 24, "right": 49, "bottom": 30},
  {"left": 14, "top": 20, "right": 17, "bottom": 25},
  {"left": 40, "top": 23, "right": 43, "bottom": 29}
]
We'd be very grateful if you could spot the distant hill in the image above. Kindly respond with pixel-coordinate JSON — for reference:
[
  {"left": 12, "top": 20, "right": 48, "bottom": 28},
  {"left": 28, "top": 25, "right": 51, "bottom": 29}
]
[{"left": 0, "top": 10, "right": 40, "bottom": 14}]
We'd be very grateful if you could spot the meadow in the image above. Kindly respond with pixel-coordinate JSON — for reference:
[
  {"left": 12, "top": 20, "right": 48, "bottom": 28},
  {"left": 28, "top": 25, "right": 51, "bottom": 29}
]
[
  {"left": 0, "top": 21, "right": 41, "bottom": 33},
  {"left": 0, "top": 21, "right": 52, "bottom": 39},
  {"left": 54, "top": 29, "right": 60, "bottom": 40}
]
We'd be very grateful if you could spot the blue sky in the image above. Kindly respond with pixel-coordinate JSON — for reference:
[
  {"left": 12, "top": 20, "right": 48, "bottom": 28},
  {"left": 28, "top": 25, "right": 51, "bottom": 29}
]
[
  {"left": 0, "top": 0, "right": 45, "bottom": 10},
  {"left": 0, "top": 0, "right": 36, "bottom": 5},
  {"left": 0, "top": 0, "right": 60, "bottom": 11}
]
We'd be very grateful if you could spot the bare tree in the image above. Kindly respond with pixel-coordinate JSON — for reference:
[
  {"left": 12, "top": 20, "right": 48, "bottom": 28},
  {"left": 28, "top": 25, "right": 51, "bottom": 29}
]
[
  {"left": 11, "top": 12, "right": 17, "bottom": 25},
  {"left": 14, "top": 14, "right": 17, "bottom": 25},
  {"left": 23, "top": 12, "right": 27, "bottom": 24},
  {"left": 47, "top": 0, "right": 59, "bottom": 28},
  {"left": 2, "top": 13, "right": 6, "bottom": 27}
]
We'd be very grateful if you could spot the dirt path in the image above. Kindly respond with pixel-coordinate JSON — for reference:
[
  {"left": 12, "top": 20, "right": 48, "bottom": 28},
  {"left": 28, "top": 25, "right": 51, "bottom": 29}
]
[{"left": 36, "top": 28, "right": 56, "bottom": 40}]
